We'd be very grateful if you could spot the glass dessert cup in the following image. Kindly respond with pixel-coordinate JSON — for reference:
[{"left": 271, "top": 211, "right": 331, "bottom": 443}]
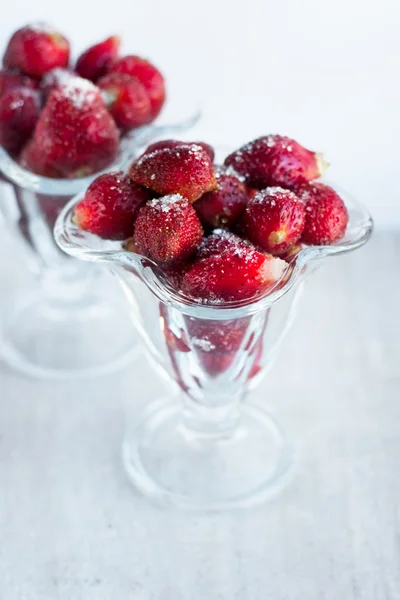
[
  {"left": 0, "top": 87, "right": 200, "bottom": 378},
  {"left": 55, "top": 153, "right": 373, "bottom": 509}
]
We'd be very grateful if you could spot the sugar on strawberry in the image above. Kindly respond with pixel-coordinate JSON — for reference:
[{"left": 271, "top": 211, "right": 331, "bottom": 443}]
[
  {"left": 70, "top": 132, "right": 351, "bottom": 306},
  {"left": 185, "top": 313, "right": 251, "bottom": 354},
  {"left": 196, "top": 228, "right": 252, "bottom": 259},
  {"left": 74, "top": 171, "right": 150, "bottom": 240},
  {"left": 75, "top": 36, "right": 120, "bottom": 82},
  {"left": 295, "top": 182, "right": 349, "bottom": 245},
  {"left": 0, "top": 24, "right": 168, "bottom": 179},
  {"left": 3, "top": 23, "right": 70, "bottom": 78},
  {"left": 181, "top": 232, "right": 286, "bottom": 303},
  {"left": 40, "top": 67, "right": 76, "bottom": 100},
  {"left": 134, "top": 194, "right": 204, "bottom": 266},
  {"left": 140, "top": 139, "right": 215, "bottom": 162},
  {"left": 225, "top": 134, "right": 325, "bottom": 189},
  {"left": 242, "top": 187, "right": 305, "bottom": 255},
  {"left": 129, "top": 143, "right": 217, "bottom": 202},
  {"left": 21, "top": 78, "right": 119, "bottom": 178}
]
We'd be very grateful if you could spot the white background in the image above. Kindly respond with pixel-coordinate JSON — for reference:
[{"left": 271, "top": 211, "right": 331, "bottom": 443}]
[{"left": 1, "top": 0, "right": 399, "bottom": 230}]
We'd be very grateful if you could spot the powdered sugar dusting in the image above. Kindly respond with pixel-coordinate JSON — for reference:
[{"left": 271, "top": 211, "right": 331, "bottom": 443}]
[
  {"left": 135, "top": 143, "right": 208, "bottom": 169},
  {"left": 192, "top": 337, "right": 216, "bottom": 352},
  {"left": 214, "top": 163, "right": 245, "bottom": 181},
  {"left": 42, "top": 67, "right": 73, "bottom": 88},
  {"left": 252, "top": 186, "right": 295, "bottom": 205},
  {"left": 147, "top": 193, "right": 185, "bottom": 213},
  {"left": 61, "top": 78, "right": 98, "bottom": 109},
  {"left": 198, "top": 229, "right": 258, "bottom": 261}
]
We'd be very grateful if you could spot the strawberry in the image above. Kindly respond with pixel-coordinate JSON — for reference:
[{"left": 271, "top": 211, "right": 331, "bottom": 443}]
[
  {"left": 242, "top": 187, "right": 305, "bottom": 255},
  {"left": 196, "top": 228, "right": 253, "bottom": 259},
  {"left": 181, "top": 240, "right": 286, "bottom": 303},
  {"left": 224, "top": 135, "right": 325, "bottom": 189},
  {"left": 133, "top": 194, "right": 203, "bottom": 266},
  {"left": 140, "top": 139, "right": 215, "bottom": 162},
  {"left": 0, "top": 88, "right": 40, "bottom": 156},
  {"left": 246, "top": 186, "right": 258, "bottom": 199},
  {"left": 40, "top": 67, "right": 75, "bottom": 100},
  {"left": 194, "top": 171, "right": 248, "bottom": 229},
  {"left": 185, "top": 315, "right": 250, "bottom": 354},
  {"left": 0, "top": 69, "right": 37, "bottom": 97},
  {"left": 129, "top": 143, "right": 216, "bottom": 202},
  {"left": 21, "top": 78, "right": 119, "bottom": 178},
  {"left": 75, "top": 36, "right": 120, "bottom": 82},
  {"left": 97, "top": 73, "right": 151, "bottom": 129},
  {"left": 3, "top": 23, "right": 70, "bottom": 78},
  {"left": 194, "top": 142, "right": 214, "bottom": 163},
  {"left": 197, "top": 351, "right": 236, "bottom": 377},
  {"left": 296, "top": 182, "right": 349, "bottom": 245},
  {"left": 247, "top": 339, "right": 264, "bottom": 381},
  {"left": 110, "top": 55, "right": 165, "bottom": 118},
  {"left": 74, "top": 171, "right": 150, "bottom": 240}
]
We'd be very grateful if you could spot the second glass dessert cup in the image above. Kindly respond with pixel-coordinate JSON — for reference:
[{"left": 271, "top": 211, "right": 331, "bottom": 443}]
[
  {"left": 0, "top": 88, "right": 200, "bottom": 378},
  {"left": 55, "top": 164, "right": 373, "bottom": 509}
]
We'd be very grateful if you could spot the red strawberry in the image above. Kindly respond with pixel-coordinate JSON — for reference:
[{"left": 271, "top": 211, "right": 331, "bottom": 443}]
[
  {"left": 225, "top": 135, "right": 325, "bottom": 189},
  {"left": 74, "top": 171, "right": 150, "bottom": 240},
  {"left": 247, "top": 338, "right": 264, "bottom": 381},
  {"left": 243, "top": 187, "right": 305, "bottom": 255},
  {"left": 197, "top": 228, "right": 253, "bottom": 259},
  {"left": 21, "top": 78, "right": 119, "bottom": 178},
  {"left": 110, "top": 55, "right": 165, "bottom": 118},
  {"left": 185, "top": 315, "right": 250, "bottom": 354},
  {"left": 140, "top": 139, "right": 215, "bottom": 162},
  {"left": 40, "top": 67, "right": 75, "bottom": 100},
  {"left": 296, "top": 182, "right": 349, "bottom": 245},
  {"left": 194, "top": 142, "right": 214, "bottom": 163},
  {"left": 182, "top": 241, "right": 286, "bottom": 303},
  {"left": 194, "top": 171, "right": 248, "bottom": 229},
  {"left": 129, "top": 143, "right": 217, "bottom": 202},
  {"left": 0, "top": 69, "right": 37, "bottom": 97},
  {"left": 0, "top": 88, "right": 40, "bottom": 156},
  {"left": 246, "top": 186, "right": 258, "bottom": 199},
  {"left": 3, "top": 23, "right": 70, "bottom": 78},
  {"left": 197, "top": 351, "right": 236, "bottom": 377},
  {"left": 133, "top": 194, "right": 204, "bottom": 266},
  {"left": 75, "top": 36, "right": 120, "bottom": 82},
  {"left": 97, "top": 73, "right": 151, "bottom": 129}
]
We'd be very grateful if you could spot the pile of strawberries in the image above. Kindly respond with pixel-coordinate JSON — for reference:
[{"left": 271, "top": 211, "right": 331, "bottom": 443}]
[
  {"left": 74, "top": 134, "right": 349, "bottom": 305},
  {"left": 0, "top": 23, "right": 165, "bottom": 177}
]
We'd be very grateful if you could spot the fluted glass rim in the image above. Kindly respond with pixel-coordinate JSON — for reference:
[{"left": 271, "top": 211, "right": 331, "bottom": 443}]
[
  {"left": 55, "top": 178, "right": 372, "bottom": 319},
  {"left": 54, "top": 135, "right": 373, "bottom": 319}
]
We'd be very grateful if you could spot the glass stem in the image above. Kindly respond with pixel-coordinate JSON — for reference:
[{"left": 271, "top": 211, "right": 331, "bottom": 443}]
[
  {"left": 6, "top": 184, "right": 98, "bottom": 307},
  {"left": 182, "top": 391, "right": 243, "bottom": 437}
]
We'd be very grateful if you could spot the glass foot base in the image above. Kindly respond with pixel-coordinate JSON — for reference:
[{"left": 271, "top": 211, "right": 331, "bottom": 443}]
[
  {"left": 0, "top": 289, "right": 138, "bottom": 379},
  {"left": 123, "top": 398, "right": 293, "bottom": 510}
]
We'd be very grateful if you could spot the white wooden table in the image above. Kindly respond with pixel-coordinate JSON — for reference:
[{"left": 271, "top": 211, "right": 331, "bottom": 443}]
[{"left": 0, "top": 230, "right": 399, "bottom": 600}]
